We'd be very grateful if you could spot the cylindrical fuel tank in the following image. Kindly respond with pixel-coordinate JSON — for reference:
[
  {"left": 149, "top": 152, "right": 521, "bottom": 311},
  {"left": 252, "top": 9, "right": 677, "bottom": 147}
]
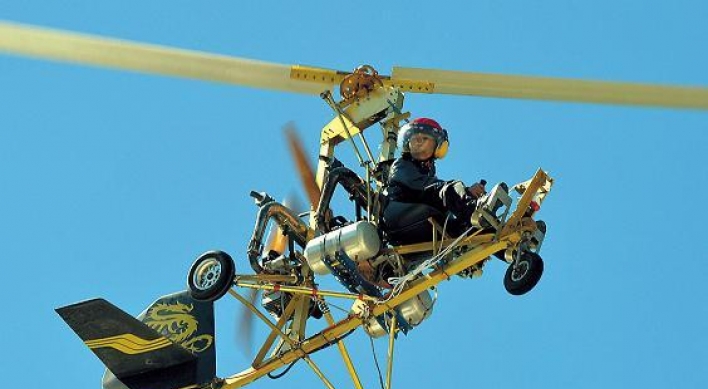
[
  {"left": 356, "top": 289, "right": 435, "bottom": 338},
  {"left": 304, "top": 221, "right": 381, "bottom": 275}
]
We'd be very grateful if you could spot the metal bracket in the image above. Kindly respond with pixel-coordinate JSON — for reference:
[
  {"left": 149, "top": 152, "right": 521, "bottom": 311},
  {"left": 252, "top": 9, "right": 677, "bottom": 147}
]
[{"left": 470, "top": 183, "right": 513, "bottom": 230}]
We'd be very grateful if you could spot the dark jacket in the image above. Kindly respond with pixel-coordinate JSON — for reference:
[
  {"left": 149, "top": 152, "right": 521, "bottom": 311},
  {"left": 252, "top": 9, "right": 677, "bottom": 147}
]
[
  {"left": 383, "top": 154, "right": 474, "bottom": 241},
  {"left": 385, "top": 154, "right": 445, "bottom": 207}
]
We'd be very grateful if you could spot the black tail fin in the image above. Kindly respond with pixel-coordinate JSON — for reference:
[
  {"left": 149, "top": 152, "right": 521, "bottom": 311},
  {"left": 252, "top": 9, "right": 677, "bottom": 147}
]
[{"left": 57, "top": 291, "right": 216, "bottom": 389}]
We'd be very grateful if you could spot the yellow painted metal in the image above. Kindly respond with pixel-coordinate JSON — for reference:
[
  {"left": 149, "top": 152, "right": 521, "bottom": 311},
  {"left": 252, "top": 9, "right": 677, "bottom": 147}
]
[
  {"left": 428, "top": 217, "right": 451, "bottom": 255},
  {"left": 221, "top": 236, "right": 514, "bottom": 388},
  {"left": 372, "top": 240, "right": 511, "bottom": 314},
  {"left": 84, "top": 333, "right": 171, "bottom": 355},
  {"left": 320, "top": 111, "right": 363, "bottom": 146},
  {"left": 290, "top": 292, "right": 311, "bottom": 342},
  {"left": 234, "top": 274, "right": 299, "bottom": 284},
  {"left": 314, "top": 140, "right": 336, "bottom": 194},
  {"left": 382, "top": 78, "right": 435, "bottom": 93},
  {"left": 321, "top": 90, "right": 369, "bottom": 167},
  {"left": 230, "top": 290, "right": 292, "bottom": 347},
  {"left": 0, "top": 21, "right": 332, "bottom": 94},
  {"left": 234, "top": 280, "right": 379, "bottom": 302},
  {"left": 385, "top": 314, "right": 397, "bottom": 389},
  {"left": 252, "top": 297, "right": 299, "bottom": 367},
  {"left": 323, "top": 309, "right": 364, "bottom": 389},
  {"left": 290, "top": 65, "right": 348, "bottom": 85},
  {"left": 229, "top": 290, "right": 336, "bottom": 389},
  {"left": 392, "top": 232, "right": 495, "bottom": 255},
  {"left": 392, "top": 67, "right": 708, "bottom": 110},
  {"left": 301, "top": 358, "right": 337, "bottom": 389},
  {"left": 290, "top": 66, "right": 434, "bottom": 94},
  {"left": 502, "top": 169, "right": 551, "bottom": 236},
  {"left": 289, "top": 264, "right": 311, "bottom": 343},
  {"left": 320, "top": 87, "right": 403, "bottom": 145},
  {"left": 512, "top": 172, "right": 554, "bottom": 206}
]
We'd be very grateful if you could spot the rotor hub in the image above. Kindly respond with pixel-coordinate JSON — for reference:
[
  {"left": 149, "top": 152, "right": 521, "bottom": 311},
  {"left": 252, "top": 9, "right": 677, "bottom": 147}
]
[{"left": 339, "top": 65, "right": 384, "bottom": 100}]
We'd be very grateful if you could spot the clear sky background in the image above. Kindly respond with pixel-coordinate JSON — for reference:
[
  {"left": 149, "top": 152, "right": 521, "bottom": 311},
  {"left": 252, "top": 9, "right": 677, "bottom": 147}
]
[{"left": 1, "top": 1, "right": 707, "bottom": 388}]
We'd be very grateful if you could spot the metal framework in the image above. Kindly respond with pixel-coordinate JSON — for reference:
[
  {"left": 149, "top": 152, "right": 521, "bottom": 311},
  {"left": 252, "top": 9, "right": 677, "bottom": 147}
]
[{"left": 219, "top": 167, "right": 552, "bottom": 389}]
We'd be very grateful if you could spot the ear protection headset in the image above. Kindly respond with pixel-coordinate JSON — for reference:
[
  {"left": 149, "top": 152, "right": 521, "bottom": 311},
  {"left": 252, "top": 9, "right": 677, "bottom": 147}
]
[{"left": 434, "top": 128, "right": 449, "bottom": 159}]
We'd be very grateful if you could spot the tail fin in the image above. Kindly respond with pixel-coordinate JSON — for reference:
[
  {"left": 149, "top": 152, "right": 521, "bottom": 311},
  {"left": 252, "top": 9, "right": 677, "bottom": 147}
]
[{"left": 57, "top": 291, "right": 216, "bottom": 389}]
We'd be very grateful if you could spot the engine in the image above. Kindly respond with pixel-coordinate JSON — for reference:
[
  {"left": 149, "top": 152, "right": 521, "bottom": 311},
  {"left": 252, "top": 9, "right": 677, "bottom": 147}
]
[
  {"left": 258, "top": 250, "right": 322, "bottom": 320},
  {"left": 261, "top": 289, "right": 292, "bottom": 318}
]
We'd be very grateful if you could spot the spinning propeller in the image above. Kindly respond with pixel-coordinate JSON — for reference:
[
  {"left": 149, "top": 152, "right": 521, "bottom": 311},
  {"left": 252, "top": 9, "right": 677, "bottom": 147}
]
[
  {"left": 2, "top": 20, "right": 707, "bottom": 109},
  {"left": 235, "top": 124, "right": 320, "bottom": 357}
]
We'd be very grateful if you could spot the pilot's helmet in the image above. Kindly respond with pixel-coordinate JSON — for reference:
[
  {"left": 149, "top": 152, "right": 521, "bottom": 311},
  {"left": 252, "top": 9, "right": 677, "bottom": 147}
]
[{"left": 398, "top": 117, "right": 449, "bottom": 159}]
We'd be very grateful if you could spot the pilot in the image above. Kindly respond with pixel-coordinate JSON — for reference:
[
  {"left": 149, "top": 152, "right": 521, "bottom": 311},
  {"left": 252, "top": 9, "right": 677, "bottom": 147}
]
[{"left": 382, "top": 117, "right": 486, "bottom": 244}]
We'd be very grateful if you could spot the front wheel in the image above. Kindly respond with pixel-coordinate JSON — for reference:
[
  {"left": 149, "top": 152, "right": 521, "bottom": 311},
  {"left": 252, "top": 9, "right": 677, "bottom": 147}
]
[
  {"left": 504, "top": 251, "right": 544, "bottom": 295},
  {"left": 188, "top": 250, "right": 236, "bottom": 302}
]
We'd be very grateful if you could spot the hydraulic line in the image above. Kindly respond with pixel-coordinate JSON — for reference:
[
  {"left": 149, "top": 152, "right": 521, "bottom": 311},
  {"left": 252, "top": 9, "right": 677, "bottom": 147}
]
[
  {"left": 370, "top": 336, "right": 386, "bottom": 389},
  {"left": 268, "top": 360, "right": 297, "bottom": 379},
  {"left": 315, "top": 166, "right": 370, "bottom": 231}
]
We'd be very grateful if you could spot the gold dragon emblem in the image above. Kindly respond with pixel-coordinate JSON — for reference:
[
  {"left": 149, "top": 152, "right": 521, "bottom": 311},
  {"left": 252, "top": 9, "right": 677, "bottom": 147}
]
[{"left": 142, "top": 301, "right": 213, "bottom": 353}]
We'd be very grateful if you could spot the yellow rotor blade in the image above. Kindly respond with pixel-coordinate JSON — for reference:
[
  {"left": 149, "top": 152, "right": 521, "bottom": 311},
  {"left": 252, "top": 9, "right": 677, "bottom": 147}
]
[
  {"left": 0, "top": 21, "right": 338, "bottom": 94},
  {"left": 284, "top": 124, "right": 321, "bottom": 209},
  {"left": 392, "top": 67, "right": 708, "bottom": 110}
]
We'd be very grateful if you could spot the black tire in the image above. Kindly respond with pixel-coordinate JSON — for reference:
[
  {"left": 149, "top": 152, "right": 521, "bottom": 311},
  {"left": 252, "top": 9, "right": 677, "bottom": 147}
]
[
  {"left": 504, "top": 251, "right": 544, "bottom": 295},
  {"left": 188, "top": 250, "right": 236, "bottom": 302}
]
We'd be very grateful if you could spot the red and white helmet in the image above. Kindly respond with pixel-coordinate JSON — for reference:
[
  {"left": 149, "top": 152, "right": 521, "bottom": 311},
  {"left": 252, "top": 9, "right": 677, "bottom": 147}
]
[{"left": 398, "top": 117, "right": 449, "bottom": 159}]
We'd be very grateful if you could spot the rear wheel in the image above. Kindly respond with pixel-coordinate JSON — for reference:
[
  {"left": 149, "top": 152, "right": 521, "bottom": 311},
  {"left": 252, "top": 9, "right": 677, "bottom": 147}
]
[
  {"left": 188, "top": 250, "right": 235, "bottom": 301},
  {"left": 504, "top": 251, "right": 544, "bottom": 295}
]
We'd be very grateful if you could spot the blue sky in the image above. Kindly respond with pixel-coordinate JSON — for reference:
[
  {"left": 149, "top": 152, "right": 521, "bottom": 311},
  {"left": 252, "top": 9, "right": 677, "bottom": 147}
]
[{"left": 1, "top": 1, "right": 707, "bottom": 388}]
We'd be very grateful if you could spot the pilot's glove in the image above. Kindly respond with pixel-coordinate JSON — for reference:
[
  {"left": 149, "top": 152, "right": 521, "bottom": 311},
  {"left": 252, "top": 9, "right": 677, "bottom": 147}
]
[{"left": 467, "top": 181, "right": 487, "bottom": 199}]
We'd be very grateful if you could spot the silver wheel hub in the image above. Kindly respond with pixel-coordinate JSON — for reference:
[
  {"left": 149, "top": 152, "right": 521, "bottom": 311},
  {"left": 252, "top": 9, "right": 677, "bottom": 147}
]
[
  {"left": 193, "top": 258, "right": 222, "bottom": 291},
  {"left": 511, "top": 260, "right": 529, "bottom": 282}
]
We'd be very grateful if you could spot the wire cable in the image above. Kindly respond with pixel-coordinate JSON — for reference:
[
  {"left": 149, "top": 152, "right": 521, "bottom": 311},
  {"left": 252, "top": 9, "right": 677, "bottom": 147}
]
[
  {"left": 381, "top": 224, "right": 476, "bottom": 303},
  {"left": 369, "top": 335, "right": 386, "bottom": 389},
  {"left": 268, "top": 360, "right": 298, "bottom": 379}
]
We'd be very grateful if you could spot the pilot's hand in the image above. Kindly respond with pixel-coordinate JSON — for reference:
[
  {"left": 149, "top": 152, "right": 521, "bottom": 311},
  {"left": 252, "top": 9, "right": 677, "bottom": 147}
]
[{"left": 467, "top": 181, "right": 486, "bottom": 199}]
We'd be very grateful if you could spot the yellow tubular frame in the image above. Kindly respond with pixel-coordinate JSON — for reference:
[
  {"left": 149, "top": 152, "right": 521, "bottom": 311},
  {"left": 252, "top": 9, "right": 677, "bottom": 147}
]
[
  {"left": 222, "top": 170, "right": 552, "bottom": 388},
  {"left": 322, "top": 307, "right": 364, "bottom": 389},
  {"left": 229, "top": 291, "right": 336, "bottom": 389},
  {"left": 222, "top": 235, "right": 514, "bottom": 389},
  {"left": 385, "top": 314, "right": 397, "bottom": 389},
  {"left": 233, "top": 280, "right": 379, "bottom": 303}
]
